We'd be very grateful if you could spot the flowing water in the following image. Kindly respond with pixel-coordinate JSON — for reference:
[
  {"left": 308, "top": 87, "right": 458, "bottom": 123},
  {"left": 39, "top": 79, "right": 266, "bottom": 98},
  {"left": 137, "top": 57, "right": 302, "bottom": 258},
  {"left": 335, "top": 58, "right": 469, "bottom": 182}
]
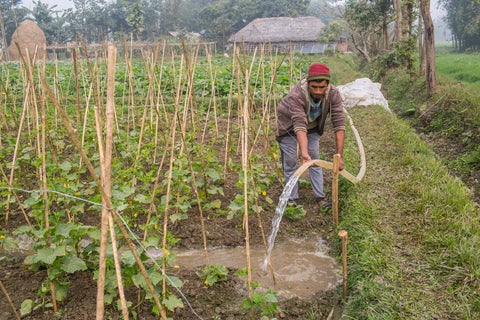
[
  {"left": 155, "top": 237, "right": 341, "bottom": 299},
  {"left": 262, "top": 172, "right": 300, "bottom": 272}
]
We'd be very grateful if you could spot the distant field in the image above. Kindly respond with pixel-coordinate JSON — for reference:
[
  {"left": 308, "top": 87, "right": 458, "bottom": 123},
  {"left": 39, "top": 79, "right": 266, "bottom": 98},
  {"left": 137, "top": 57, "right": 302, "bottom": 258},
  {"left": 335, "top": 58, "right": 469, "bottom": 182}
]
[{"left": 435, "top": 43, "right": 480, "bottom": 84}]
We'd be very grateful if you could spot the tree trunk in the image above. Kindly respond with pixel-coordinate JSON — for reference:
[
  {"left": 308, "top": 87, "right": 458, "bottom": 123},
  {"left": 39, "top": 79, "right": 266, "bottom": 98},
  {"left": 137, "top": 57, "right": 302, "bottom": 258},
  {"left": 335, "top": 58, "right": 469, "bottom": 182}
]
[
  {"left": 394, "top": 0, "right": 404, "bottom": 41},
  {"left": 350, "top": 34, "right": 371, "bottom": 63},
  {"left": 383, "top": 17, "right": 390, "bottom": 50},
  {"left": 420, "top": 0, "right": 436, "bottom": 93},
  {"left": 418, "top": 14, "right": 425, "bottom": 77}
]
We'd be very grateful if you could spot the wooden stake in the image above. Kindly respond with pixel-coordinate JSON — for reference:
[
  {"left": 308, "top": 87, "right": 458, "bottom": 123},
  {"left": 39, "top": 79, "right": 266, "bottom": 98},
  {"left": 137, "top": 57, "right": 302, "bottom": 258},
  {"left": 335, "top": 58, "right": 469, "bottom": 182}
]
[
  {"left": 0, "top": 280, "right": 21, "bottom": 320},
  {"left": 338, "top": 230, "right": 348, "bottom": 300}
]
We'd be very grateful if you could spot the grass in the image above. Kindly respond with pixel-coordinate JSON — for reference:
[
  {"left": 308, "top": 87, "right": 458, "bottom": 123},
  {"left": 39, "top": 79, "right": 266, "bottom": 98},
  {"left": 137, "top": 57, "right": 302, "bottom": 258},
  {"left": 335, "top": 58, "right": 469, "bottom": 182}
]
[
  {"left": 380, "top": 56, "right": 480, "bottom": 178},
  {"left": 338, "top": 105, "right": 480, "bottom": 319},
  {"left": 435, "top": 45, "right": 480, "bottom": 85}
]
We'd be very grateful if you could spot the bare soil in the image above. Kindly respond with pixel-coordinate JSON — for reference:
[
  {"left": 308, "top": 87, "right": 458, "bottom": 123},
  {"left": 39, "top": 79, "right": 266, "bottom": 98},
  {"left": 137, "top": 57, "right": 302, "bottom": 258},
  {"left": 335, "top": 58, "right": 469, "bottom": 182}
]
[{"left": 0, "top": 127, "right": 344, "bottom": 320}]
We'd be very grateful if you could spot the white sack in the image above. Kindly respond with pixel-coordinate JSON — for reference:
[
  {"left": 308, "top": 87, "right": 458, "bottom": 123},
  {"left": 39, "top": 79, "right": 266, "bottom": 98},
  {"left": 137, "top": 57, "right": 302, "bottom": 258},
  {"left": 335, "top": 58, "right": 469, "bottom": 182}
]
[{"left": 337, "top": 78, "right": 390, "bottom": 112}]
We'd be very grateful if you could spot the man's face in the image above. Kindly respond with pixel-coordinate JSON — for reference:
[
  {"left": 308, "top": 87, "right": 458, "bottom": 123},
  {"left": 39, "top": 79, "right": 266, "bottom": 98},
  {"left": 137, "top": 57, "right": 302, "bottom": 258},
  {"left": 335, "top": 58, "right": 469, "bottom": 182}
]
[{"left": 308, "top": 80, "right": 328, "bottom": 101}]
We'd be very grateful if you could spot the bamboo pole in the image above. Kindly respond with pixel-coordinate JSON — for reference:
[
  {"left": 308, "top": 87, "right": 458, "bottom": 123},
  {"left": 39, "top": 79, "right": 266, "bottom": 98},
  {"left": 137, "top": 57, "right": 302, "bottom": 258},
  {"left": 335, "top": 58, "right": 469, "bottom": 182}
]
[
  {"left": 78, "top": 82, "right": 94, "bottom": 169},
  {"left": 94, "top": 49, "right": 108, "bottom": 318},
  {"left": 73, "top": 47, "right": 81, "bottom": 127},
  {"left": 94, "top": 88, "right": 109, "bottom": 320},
  {"left": 160, "top": 54, "right": 183, "bottom": 315},
  {"left": 96, "top": 42, "right": 130, "bottom": 320},
  {"left": 39, "top": 69, "right": 58, "bottom": 313},
  {"left": 108, "top": 213, "right": 129, "bottom": 320},
  {"left": 180, "top": 36, "right": 199, "bottom": 131},
  {"left": 5, "top": 81, "right": 29, "bottom": 221},
  {"left": 338, "top": 230, "right": 348, "bottom": 300},
  {"left": 238, "top": 47, "right": 257, "bottom": 310},
  {"left": 222, "top": 52, "right": 235, "bottom": 180},
  {"left": 332, "top": 154, "right": 340, "bottom": 225},
  {"left": 0, "top": 280, "right": 20, "bottom": 320},
  {"left": 205, "top": 47, "right": 219, "bottom": 137}
]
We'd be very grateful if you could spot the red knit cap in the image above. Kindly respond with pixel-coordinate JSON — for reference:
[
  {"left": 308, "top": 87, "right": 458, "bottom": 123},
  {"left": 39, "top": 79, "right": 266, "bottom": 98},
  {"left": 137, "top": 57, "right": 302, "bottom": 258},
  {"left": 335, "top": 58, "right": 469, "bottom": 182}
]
[{"left": 307, "top": 63, "right": 330, "bottom": 82}]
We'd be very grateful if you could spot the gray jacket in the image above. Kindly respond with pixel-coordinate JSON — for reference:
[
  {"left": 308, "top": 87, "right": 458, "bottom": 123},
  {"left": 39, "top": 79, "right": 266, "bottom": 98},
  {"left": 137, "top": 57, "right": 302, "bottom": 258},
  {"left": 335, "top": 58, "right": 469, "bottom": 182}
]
[{"left": 276, "top": 78, "right": 345, "bottom": 137}]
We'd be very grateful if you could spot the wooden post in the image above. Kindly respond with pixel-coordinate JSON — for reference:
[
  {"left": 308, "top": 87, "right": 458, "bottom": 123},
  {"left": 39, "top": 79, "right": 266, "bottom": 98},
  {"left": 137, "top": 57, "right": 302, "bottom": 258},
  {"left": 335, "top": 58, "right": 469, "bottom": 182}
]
[
  {"left": 338, "top": 230, "right": 348, "bottom": 300},
  {"left": 332, "top": 154, "right": 340, "bottom": 225}
]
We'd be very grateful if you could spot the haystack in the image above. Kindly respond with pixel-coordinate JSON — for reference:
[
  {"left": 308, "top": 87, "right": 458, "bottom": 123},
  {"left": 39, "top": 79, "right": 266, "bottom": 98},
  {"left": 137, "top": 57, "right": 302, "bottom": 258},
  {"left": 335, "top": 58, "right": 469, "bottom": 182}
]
[{"left": 7, "top": 20, "right": 46, "bottom": 61}]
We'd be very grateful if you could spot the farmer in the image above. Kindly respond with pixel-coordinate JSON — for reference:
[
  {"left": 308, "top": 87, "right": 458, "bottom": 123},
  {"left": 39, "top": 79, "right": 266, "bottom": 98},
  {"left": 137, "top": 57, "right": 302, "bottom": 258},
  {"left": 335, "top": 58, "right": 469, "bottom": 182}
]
[{"left": 276, "top": 62, "right": 345, "bottom": 208}]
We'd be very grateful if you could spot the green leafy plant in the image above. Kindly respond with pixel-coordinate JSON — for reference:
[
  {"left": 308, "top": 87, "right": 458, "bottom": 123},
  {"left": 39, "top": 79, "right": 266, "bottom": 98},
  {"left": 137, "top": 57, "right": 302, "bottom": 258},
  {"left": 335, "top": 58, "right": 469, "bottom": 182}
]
[
  {"left": 14, "top": 223, "right": 94, "bottom": 311},
  {"left": 284, "top": 203, "right": 306, "bottom": 222},
  {"left": 196, "top": 264, "right": 229, "bottom": 286},
  {"left": 241, "top": 289, "right": 279, "bottom": 320},
  {"left": 235, "top": 268, "right": 279, "bottom": 319}
]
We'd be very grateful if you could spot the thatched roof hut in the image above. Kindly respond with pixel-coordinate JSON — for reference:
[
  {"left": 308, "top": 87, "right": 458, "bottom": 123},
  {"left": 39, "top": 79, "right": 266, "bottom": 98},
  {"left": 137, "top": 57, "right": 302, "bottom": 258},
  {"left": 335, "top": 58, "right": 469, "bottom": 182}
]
[{"left": 228, "top": 16, "right": 328, "bottom": 53}]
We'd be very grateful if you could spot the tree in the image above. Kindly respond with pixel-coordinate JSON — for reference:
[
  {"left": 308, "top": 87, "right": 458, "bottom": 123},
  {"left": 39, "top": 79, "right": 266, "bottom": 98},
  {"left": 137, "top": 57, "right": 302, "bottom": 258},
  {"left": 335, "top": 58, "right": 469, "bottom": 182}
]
[
  {"left": 317, "top": 20, "right": 344, "bottom": 44},
  {"left": 30, "top": 1, "right": 70, "bottom": 45},
  {"left": 308, "top": 0, "right": 343, "bottom": 25},
  {"left": 159, "top": 0, "right": 182, "bottom": 33},
  {"left": 66, "top": 0, "right": 109, "bottom": 43},
  {"left": 343, "top": 0, "right": 385, "bottom": 62},
  {"left": 125, "top": 0, "right": 144, "bottom": 40},
  {"left": 104, "top": 0, "right": 130, "bottom": 41},
  {"left": 0, "top": 0, "right": 29, "bottom": 49},
  {"left": 441, "top": 0, "right": 480, "bottom": 51}
]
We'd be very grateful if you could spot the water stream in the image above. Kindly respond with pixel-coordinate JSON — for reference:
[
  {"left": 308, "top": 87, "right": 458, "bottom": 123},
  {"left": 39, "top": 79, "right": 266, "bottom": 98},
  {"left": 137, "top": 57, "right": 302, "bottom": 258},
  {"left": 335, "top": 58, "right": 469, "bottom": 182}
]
[{"left": 262, "top": 170, "right": 301, "bottom": 272}]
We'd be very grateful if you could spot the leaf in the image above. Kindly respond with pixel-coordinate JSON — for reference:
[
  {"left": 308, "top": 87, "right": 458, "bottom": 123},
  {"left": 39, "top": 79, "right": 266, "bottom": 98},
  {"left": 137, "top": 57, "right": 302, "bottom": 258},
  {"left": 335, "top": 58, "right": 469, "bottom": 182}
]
[
  {"left": 121, "top": 250, "right": 136, "bottom": 267},
  {"left": 206, "top": 199, "right": 222, "bottom": 209},
  {"left": 47, "top": 263, "right": 64, "bottom": 280},
  {"left": 56, "top": 223, "right": 74, "bottom": 238},
  {"left": 112, "top": 186, "right": 136, "bottom": 200},
  {"left": 147, "top": 269, "right": 163, "bottom": 286},
  {"left": 132, "top": 272, "right": 147, "bottom": 289},
  {"left": 205, "top": 168, "right": 221, "bottom": 181},
  {"left": 24, "top": 192, "right": 41, "bottom": 208},
  {"left": 166, "top": 275, "right": 183, "bottom": 289},
  {"left": 54, "top": 282, "right": 68, "bottom": 301},
  {"left": 36, "top": 246, "right": 66, "bottom": 265},
  {"left": 163, "top": 294, "right": 184, "bottom": 311},
  {"left": 59, "top": 161, "right": 72, "bottom": 171},
  {"left": 207, "top": 185, "right": 224, "bottom": 196},
  {"left": 0, "top": 235, "right": 18, "bottom": 250},
  {"left": 170, "top": 213, "right": 187, "bottom": 223},
  {"left": 228, "top": 201, "right": 243, "bottom": 212},
  {"left": 142, "top": 235, "right": 161, "bottom": 249},
  {"left": 20, "top": 299, "right": 34, "bottom": 316},
  {"left": 134, "top": 193, "right": 151, "bottom": 204},
  {"left": 264, "top": 291, "right": 278, "bottom": 303},
  {"left": 61, "top": 254, "right": 87, "bottom": 273},
  {"left": 174, "top": 201, "right": 191, "bottom": 213}
]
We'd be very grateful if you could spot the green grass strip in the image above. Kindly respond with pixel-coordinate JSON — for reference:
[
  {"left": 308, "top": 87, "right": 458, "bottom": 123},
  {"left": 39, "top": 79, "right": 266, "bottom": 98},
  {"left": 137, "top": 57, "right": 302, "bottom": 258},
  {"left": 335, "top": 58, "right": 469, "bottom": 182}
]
[{"left": 338, "top": 106, "right": 480, "bottom": 320}]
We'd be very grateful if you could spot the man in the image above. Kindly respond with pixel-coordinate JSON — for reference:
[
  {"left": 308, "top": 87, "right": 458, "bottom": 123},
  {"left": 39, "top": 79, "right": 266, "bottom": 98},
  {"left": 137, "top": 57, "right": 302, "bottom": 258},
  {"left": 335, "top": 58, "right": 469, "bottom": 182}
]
[{"left": 276, "top": 62, "right": 345, "bottom": 208}]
